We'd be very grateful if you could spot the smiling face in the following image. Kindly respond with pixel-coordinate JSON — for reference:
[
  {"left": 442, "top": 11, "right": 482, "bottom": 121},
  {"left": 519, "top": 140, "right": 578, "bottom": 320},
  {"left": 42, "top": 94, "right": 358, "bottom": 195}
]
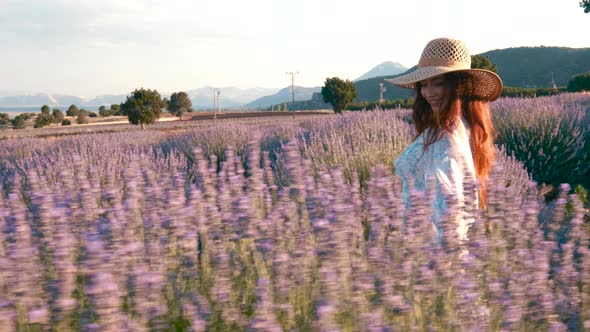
[{"left": 419, "top": 76, "right": 447, "bottom": 113}]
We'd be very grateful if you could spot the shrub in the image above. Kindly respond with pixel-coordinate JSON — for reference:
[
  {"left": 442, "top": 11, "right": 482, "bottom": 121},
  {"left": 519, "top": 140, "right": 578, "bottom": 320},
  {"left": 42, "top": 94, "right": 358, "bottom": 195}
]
[
  {"left": 61, "top": 119, "right": 71, "bottom": 126},
  {"left": 11, "top": 116, "right": 26, "bottom": 129},
  {"left": 0, "top": 113, "right": 10, "bottom": 125},
  {"left": 34, "top": 113, "right": 54, "bottom": 128},
  {"left": 52, "top": 109, "right": 65, "bottom": 124},
  {"left": 567, "top": 72, "right": 590, "bottom": 92},
  {"left": 0, "top": 129, "right": 586, "bottom": 330},
  {"left": 492, "top": 94, "right": 590, "bottom": 190},
  {"left": 76, "top": 114, "right": 89, "bottom": 124}
]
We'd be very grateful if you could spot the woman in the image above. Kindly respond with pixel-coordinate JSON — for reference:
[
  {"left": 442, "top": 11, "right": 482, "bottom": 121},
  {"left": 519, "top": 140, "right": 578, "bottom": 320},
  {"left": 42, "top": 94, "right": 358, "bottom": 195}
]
[{"left": 385, "top": 38, "right": 503, "bottom": 242}]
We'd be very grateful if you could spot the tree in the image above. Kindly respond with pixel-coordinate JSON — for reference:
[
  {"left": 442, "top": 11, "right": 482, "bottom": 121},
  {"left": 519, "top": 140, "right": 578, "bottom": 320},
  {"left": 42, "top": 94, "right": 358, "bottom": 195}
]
[
  {"left": 12, "top": 116, "right": 26, "bottom": 129},
  {"left": 66, "top": 104, "right": 79, "bottom": 117},
  {"left": 110, "top": 104, "right": 122, "bottom": 116},
  {"left": 0, "top": 113, "right": 9, "bottom": 125},
  {"left": 41, "top": 104, "right": 50, "bottom": 114},
  {"left": 52, "top": 109, "right": 65, "bottom": 124},
  {"left": 567, "top": 72, "right": 590, "bottom": 92},
  {"left": 471, "top": 55, "right": 497, "bottom": 73},
  {"left": 120, "top": 88, "right": 165, "bottom": 129},
  {"left": 76, "top": 113, "right": 89, "bottom": 124},
  {"left": 581, "top": 0, "right": 590, "bottom": 13},
  {"left": 34, "top": 113, "right": 54, "bottom": 128},
  {"left": 167, "top": 91, "right": 193, "bottom": 118},
  {"left": 321, "top": 77, "right": 358, "bottom": 114},
  {"left": 99, "top": 106, "right": 113, "bottom": 117}
]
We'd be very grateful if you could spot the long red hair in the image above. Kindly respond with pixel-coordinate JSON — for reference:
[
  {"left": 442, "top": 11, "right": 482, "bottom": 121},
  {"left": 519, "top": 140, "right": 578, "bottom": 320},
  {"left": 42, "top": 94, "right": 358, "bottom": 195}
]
[{"left": 413, "top": 72, "right": 496, "bottom": 207}]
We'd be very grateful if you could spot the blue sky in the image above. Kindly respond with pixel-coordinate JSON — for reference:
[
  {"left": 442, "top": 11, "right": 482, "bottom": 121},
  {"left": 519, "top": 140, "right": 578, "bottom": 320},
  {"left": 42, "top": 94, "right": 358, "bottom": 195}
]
[{"left": 0, "top": 0, "right": 588, "bottom": 97}]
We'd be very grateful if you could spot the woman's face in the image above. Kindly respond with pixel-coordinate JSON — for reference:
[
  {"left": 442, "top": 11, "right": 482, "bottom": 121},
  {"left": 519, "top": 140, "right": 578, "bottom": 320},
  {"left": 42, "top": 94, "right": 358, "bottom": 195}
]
[{"left": 419, "top": 76, "right": 447, "bottom": 113}]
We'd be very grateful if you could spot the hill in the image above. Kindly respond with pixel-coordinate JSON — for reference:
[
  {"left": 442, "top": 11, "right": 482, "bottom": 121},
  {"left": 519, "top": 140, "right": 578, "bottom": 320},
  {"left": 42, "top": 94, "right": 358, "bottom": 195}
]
[
  {"left": 187, "top": 86, "right": 279, "bottom": 109},
  {"left": 354, "top": 61, "right": 408, "bottom": 81},
  {"left": 246, "top": 86, "right": 321, "bottom": 109},
  {"left": 481, "top": 46, "right": 590, "bottom": 88}
]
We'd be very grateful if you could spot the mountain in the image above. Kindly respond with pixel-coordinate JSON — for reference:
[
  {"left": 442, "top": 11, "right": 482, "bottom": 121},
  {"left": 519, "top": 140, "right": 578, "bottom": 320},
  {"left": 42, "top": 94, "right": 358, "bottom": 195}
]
[
  {"left": 246, "top": 86, "right": 322, "bottom": 109},
  {"left": 0, "top": 87, "right": 280, "bottom": 110},
  {"left": 481, "top": 46, "right": 590, "bottom": 88},
  {"left": 87, "top": 94, "right": 127, "bottom": 106},
  {"left": 0, "top": 94, "right": 85, "bottom": 107},
  {"left": 187, "top": 86, "right": 280, "bottom": 109},
  {"left": 353, "top": 70, "right": 415, "bottom": 103},
  {"left": 354, "top": 61, "right": 408, "bottom": 81}
]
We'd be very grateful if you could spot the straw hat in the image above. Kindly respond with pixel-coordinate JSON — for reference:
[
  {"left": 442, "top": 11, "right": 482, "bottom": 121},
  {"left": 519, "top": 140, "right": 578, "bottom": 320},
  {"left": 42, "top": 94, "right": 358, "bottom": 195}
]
[{"left": 385, "top": 38, "right": 503, "bottom": 101}]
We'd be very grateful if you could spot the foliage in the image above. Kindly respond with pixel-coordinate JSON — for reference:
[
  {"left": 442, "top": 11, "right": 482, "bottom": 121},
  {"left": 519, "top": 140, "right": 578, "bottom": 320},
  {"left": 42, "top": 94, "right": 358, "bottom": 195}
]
[
  {"left": 0, "top": 113, "right": 10, "bottom": 125},
  {"left": 52, "top": 109, "right": 65, "bottom": 124},
  {"left": 567, "top": 72, "right": 590, "bottom": 92},
  {"left": 321, "top": 77, "right": 357, "bottom": 113},
  {"left": 40, "top": 104, "right": 50, "bottom": 114},
  {"left": 348, "top": 98, "right": 414, "bottom": 111},
  {"left": 502, "top": 86, "right": 566, "bottom": 98},
  {"left": 470, "top": 54, "right": 497, "bottom": 72},
  {"left": 0, "top": 120, "right": 586, "bottom": 330},
  {"left": 88, "top": 112, "right": 98, "bottom": 118},
  {"left": 99, "top": 107, "right": 113, "bottom": 117},
  {"left": 34, "top": 113, "right": 54, "bottom": 128},
  {"left": 167, "top": 91, "right": 193, "bottom": 117},
  {"left": 76, "top": 113, "right": 89, "bottom": 124},
  {"left": 61, "top": 119, "right": 71, "bottom": 126},
  {"left": 482, "top": 46, "right": 590, "bottom": 88},
  {"left": 121, "top": 88, "right": 165, "bottom": 128},
  {"left": 492, "top": 94, "right": 590, "bottom": 190},
  {"left": 297, "top": 110, "right": 413, "bottom": 187},
  {"left": 11, "top": 116, "right": 26, "bottom": 129},
  {"left": 66, "top": 104, "right": 79, "bottom": 117},
  {"left": 581, "top": 0, "right": 590, "bottom": 13}
]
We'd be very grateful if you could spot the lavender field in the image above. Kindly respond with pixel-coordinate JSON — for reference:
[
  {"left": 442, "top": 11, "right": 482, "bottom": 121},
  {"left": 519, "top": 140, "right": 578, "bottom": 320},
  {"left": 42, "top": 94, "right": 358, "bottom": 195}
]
[{"left": 0, "top": 94, "right": 589, "bottom": 331}]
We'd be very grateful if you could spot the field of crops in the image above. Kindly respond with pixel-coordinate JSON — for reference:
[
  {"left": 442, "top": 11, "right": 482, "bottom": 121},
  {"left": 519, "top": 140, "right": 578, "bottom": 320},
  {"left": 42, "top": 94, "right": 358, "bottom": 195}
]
[{"left": 0, "top": 93, "right": 589, "bottom": 331}]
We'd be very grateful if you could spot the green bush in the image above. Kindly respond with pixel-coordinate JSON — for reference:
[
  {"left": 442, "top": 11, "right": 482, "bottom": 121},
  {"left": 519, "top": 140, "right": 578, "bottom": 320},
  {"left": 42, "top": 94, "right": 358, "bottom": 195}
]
[
  {"left": 62, "top": 119, "right": 72, "bottom": 126},
  {"left": 502, "top": 86, "right": 567, "bottom": 98},
  {"left": 493, "top": 95, "right": 590, "bottom": 190},
  {"left": 567, "top": 72, "right": 590, "bottom": 92},
  {"left": 34, "top": 113, "right": 54, "bottom": 128},
  {"left": 12, "top": 116, "right": 26, "bottom": 129}
]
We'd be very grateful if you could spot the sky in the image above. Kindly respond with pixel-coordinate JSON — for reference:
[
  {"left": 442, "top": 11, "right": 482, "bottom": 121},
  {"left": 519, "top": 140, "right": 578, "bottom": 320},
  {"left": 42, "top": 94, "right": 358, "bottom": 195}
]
[{"left": 0, "top": 0, "right": 588, "bottom": 97}]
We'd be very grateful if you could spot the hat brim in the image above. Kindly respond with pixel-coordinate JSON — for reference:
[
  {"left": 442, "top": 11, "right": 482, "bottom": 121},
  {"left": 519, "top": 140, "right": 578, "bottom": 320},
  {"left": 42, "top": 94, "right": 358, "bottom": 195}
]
[{"left": 385, "top": 67, "right": 503, "bottom": 101}]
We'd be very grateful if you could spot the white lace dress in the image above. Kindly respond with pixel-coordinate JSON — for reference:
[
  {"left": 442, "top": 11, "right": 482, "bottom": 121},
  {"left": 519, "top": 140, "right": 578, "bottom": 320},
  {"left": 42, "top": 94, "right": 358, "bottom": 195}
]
[{"left": 394, "top": 118, "right": 478, "bottom": 242}]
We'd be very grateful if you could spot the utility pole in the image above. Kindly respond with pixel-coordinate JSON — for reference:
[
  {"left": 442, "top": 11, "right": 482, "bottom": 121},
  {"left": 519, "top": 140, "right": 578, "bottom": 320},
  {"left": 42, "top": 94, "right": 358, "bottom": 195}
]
[
  {"left": 216, "top": 89, "right": 221, "bottom": 114},
  {"left": 213, "top": 88, "right": 221, "bottom": 120},
  {"left": 378, "top": 83, "right": 386, "bottom": 106},
  {"left": 286, "top": 71, "right": 298, "bottom": 119}
]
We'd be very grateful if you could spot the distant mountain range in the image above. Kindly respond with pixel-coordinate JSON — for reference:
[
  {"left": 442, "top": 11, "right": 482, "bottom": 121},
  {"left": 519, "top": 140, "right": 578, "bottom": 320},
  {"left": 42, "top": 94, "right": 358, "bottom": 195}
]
[
  {"left": 246, "top": 86, "right": 322, "bottom": 108},
  {"left": 186, "top": 87, "right": 279, "bottom": 109},
  {"left": 1, "top": 46, "right": 589, "bottom": 111},
  {"left": 354, "top": 61, "right": 407, "bottom": 82},
  {"left": 0, "top": 87, "right": 279, "bottom": 110}
]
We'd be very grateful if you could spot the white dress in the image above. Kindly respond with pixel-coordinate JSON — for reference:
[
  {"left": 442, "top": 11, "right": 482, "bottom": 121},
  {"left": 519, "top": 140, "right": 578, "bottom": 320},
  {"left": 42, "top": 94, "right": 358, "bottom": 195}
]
[{"left": 394, "top": 117, "right": 478, "bottom": 242}]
